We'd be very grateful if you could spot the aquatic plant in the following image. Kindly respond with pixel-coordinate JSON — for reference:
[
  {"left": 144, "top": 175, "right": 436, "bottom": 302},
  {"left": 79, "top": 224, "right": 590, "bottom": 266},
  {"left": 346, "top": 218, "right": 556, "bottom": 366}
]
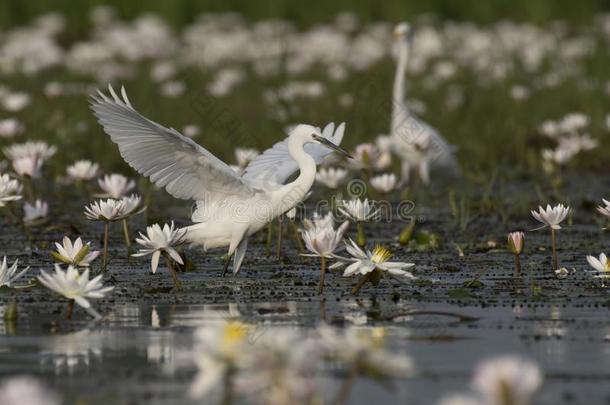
[
  {"left": 0, "top": 257, "right": 29, "bottom": 288},
  {"left": 37, "top": 264, "right": 114, "bottom": 319},
  {"left": 0, "top": 173, "right": 23, "bottom": 207},
  {"left": 369, "top": 173, "right": 397, "bottom": 195},
  {"left": 300, "top": 212, "right": 349, "bottom": 294},
  {"left": 23, "top": 199, "right": 48, "bottom": 226},
  {"left": 331, "top": 240, "right": 415, "bottom": 294},
  {"left": 66, "top": 160, "right": 100, "bottom": 182},
  {"left": 586, "top": 253, "right": 609, "bottom": 278},
  {"left": 315, "top": 167, "right": 348, "bottom": 189},
  {"left": 596, "top": 198, "right": 610, "bottom": 229},
  {"left": 531, "top": 204, "right": 570, "bottom": 271},
  {"left": 338, "top": 198, "right": 378, "bottom": 247},
  {"left": 132, "top": 221, "right": 186, "bottom": 288},
  {"left": 96, "top": 173, "right": 135, "bottom": 198},
  {"left": 507, "top": 232, "right": 524, "bottom": 275},
  {"left": 51, "top": 237, "right": 100, "bottom": 268}
]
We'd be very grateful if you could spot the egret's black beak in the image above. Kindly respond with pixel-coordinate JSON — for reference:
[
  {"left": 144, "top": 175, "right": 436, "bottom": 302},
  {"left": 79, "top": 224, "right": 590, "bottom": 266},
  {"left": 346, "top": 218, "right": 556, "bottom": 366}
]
[{"left": 312, "top": 134, "right": 353, "bottom": 159}]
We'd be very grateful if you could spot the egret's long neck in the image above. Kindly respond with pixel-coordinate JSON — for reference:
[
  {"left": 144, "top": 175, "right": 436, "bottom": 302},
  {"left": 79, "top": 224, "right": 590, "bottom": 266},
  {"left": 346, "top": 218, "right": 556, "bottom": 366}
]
[
  {"left": 275, "top": 136, "right": 316, "bottom": 214},
  {"left": 391, "top": 38, "right": 410, "bottom": 135}
]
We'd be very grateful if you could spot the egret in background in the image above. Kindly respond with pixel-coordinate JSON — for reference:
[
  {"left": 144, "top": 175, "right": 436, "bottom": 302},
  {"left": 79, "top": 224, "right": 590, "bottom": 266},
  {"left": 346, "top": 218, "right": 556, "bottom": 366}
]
[
  {"left": 91, "top": 86, "right": 350, "bottom": 275},
  {"left": 390, "top": 22, "right": 459, "bottom": 185}
]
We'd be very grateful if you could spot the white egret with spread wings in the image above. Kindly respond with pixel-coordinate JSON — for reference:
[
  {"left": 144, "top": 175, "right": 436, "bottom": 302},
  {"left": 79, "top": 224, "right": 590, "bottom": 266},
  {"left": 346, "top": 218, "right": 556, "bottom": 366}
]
[{"left": 90, "top": 86, "right": 349, "bottom": 274}]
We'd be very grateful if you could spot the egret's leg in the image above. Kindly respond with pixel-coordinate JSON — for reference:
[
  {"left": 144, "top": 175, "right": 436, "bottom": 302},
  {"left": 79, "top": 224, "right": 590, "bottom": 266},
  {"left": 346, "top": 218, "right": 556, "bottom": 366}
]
[
  {"left": 276, "top": 215, "right": 284, "bottom": 259},
  {"left": 222, "top": 254, "right": 233, "bottom": 277},
  {"left": 265, "top": 224, "right": 273, "bottom": 256},
  {"left": 419, "top": 161, "right": 430, "bottom": 185}
]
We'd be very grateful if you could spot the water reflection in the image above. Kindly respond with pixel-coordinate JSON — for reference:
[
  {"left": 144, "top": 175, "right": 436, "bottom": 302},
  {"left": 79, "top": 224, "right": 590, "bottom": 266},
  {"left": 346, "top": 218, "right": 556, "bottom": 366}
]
[{"left": 0, "top": 301, "right": 609, "bottom": 404}]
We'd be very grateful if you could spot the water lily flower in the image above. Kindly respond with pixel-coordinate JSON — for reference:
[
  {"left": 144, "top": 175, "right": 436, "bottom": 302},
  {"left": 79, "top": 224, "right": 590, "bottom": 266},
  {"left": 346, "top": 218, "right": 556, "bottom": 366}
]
[
  {"left": 370, "top": 173, "right": 397, "bottom": 194},
  {"left": 0, "top": 173, "right": 22, "bottom": 207},
  {"left": 234, "top": 148, "right": 259, "bottom": 168},
  {"left": 317, "top": 324, "right": 413, "bottom": 398},
  {"left": 331, "top": 240, "right": 415, "bottom": 294},
  {"left": 11, "top": 156, "right": 43, "bottom": 178},
  {"left": 51, "top": 237, "right": 100, "bottom": 267},
  {"left": 85, "top": 198, "right": 131, "bottom": 270},
  {"left": 586, "top": 253, "right": 609, "bottom": 278},
  {"left": 338, "top": 198, "right": 379, "bottom": 246},
  {"left": 0, "top": 377, "right": 60, "bottom": 405},
  {"left": 596, "top": 199, "right": 610, "bottom": 229},
  {"left": 23, "top": 199, "right": 48, "bottom": 225},
  {"left": 66, "top": 160, "right": 100, "bottom": 181},
  {"left": 350, "top": 143, "right": 380, "bottom": 171},
  {"left": 315, "top": 167, "right": 348, "bottom": 189},
  {"left": 507, "top": 231, "right": 524, "bottom": 275},
  {"left": 301, "top": 213, "right": 349, "bottom": 294},
  {"left": 190, "top": 321, "right": 250, "bottom": 399},
  {"left": 4, "top": 141, "right": 56, "bottom": 162},
  {"left": 96, "top": 173, "right": 135, "bottom": 198},
  {"left": 0, "top": 118, "right": 24, "bottom": 138},
  {"left": 472, "top": 356, "right": 542, "bottom": 405},
  {"left": 0, "top": 256, "right": 29, "bottom": 288},
  {"left": 531, "top": 203, "right": 570, "bottom": 271},
  {"left": 132, "top": 222, "right": 186, "bottom": 288},
  {"left": 37, "top": 264, "right": 114, "bottom": 319}
]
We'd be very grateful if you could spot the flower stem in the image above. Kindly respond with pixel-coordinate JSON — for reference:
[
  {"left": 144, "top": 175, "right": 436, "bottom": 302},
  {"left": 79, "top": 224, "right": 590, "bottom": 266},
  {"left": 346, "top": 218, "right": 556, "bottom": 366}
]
[
  {"left": 122, "top": 218, "right": 131, "bottom": 253},
  {"left": 356, "top": 222, "right": 366, "bottom": 247},
  {"left": 23, "top": 176, "right": 34, "bottom": 202},
  {"left": 165, "top": 254, "right": 182, "bottom": 290},
  {"left": 333, "top": 361, "right": 359, "bottom": 405},
  {"left": 514, "top": 254, "right": 521, "bottom": 275},
  {"left": 66, "top": 299, "right": 74, "bottom": 320},
  {"left": 318, "top": 256, "right": 327, "bottom": 295},
  {"left": 290, "top": 222, "right": 304, "bottom": 252},
  {"left": 551, "top": 228, "right": 558, "bottom": 270},
  {"left": 265, "top": 223, "right": 272, "bottom": 256},
  {"left": 222, "top": 368, "right": 234, "bottom": 405},
  {"left": 398, "top": 219, "right": 416, "bottom": 245},
  {"left": 102, "top": 222, "right": 109, "bottom": 272},
  {"left": 351, "top": 273, "right": 372, "bottom": 295}
]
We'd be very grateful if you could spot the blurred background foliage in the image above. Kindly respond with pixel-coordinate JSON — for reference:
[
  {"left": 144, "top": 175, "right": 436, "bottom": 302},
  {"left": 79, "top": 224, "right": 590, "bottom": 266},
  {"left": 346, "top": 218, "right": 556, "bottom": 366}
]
[{"left": 1, "top": 0, "right": 609, "bottom": 36}]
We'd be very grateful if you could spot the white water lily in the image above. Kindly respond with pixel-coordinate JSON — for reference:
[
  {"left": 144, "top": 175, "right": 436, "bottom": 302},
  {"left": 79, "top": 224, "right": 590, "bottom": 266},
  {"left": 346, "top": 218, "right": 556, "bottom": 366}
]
[
  {"left": 4, "top": 141, "right": 56, "bottom": 162},
  {"left": 0, "top": 173, "right": 22, "bottom": 206},
  {"left": 96, "top": 173, "right": 135, "bottom": 198},
  {"left": 132, "top": 221, "right": 186, "bottom": 274},
  {"left": 190, "top": 321, "right": 250, "bottom": 399},
  {"left": 37, "top": 265, "right": 114, "bottom": 319},
  {"left": 333, "top": 239, "right": 416, "bottom": 278},
  {"left": 586, "top": 253, "right": 610, "bottom": 276},
  {"left": 472, "top": 356, "right": 543, "bottom": 405},
  {"left": 120, "top": 194, "right": 144, "bottom": 217},
  {"left": 234, "top": 148, "right": 259, "bottom": 168},
  {"left": 0, "top": 118, "right": 24, "bottom": 138},
  {"left": 317, "top": 324, "right": 413, "bottom": 378},
  {"left": 350, "top": 143, "right": 380, "bottom": 170},
  {"left": 23, "top": 199, "right": 48, "bottom": 224},
  {"left": 11, "top": 156, "right": 43, "bottom": 178},
  {"left": 0, "top": 256, "right": 29, "bottom": 288},
  {"left": 370, "top": 173, "right": 397, "bottom": 193},
  {"left": 66, "top": 160, "right": 100, "bottom": 181},
  {"left": 0, "top": 377, "right": 60, "bottom": 405},
  {"left": 315, "top": 167, "right": 347, "bottom": 188},
  {"left": 338, "top": 198, "right": 378, "bottom": 222},
  {"left": 531, "top": 204, "right": 570, "bottom": 230},
  {"left": 596, "top": 198, "right": 610, "bottom": 219},
  {"left": 84, "top": 198, "right": 129, "bottom": 222},
  {"left": 301, "top": 214, "right": 348, "bottom": 258},
  {"left": 51, "top": 237, "right": 100, "bottom": 267}
]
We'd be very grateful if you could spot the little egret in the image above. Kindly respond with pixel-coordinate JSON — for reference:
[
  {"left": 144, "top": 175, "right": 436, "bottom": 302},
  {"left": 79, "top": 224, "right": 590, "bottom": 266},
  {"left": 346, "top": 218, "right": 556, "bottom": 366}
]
[
  {"left": 90, "top": 86, "right": 350, "bottom": 274},
  {"left": 390, "top": 22, "right": 459, "bottom": 185}
]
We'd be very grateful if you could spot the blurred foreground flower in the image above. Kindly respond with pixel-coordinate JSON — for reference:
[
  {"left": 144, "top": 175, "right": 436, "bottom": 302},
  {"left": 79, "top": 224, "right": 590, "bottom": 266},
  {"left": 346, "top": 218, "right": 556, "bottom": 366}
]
[
  {"left": 0, "top": 256, "right": 29, "bottom": 288},
  {"left": 132, "top": 221, "right": 185, "bottom": 288},
  {"left": 315, "top": 167, "right": 347, "bottom": 189},
  {"left": 0, "top": 376, "right": 60, "bottom": 405},
  {"left": 370, "top": 173, "right": 397, "bottom": 194},
  {"left": 37, "top": 265, "right": 114, "bottom": 319},
  {"left": 51, "top": 237, "right": 100, "bottom": 267},
  {"left": 300, "top": 213, "right": 349, "bottom": 294},
  {"left": 531, "top": 204, "right": 570, "bottom": 271},
  {"left": 331, "top": 240, "right": 415, "bottom": 294}
]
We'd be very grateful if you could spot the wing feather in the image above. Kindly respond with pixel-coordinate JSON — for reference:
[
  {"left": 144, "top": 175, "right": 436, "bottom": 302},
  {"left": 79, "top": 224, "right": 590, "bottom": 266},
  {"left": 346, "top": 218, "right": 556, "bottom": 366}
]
[{"left": 90, "top": 85, "right": 255, "bottom": 201}]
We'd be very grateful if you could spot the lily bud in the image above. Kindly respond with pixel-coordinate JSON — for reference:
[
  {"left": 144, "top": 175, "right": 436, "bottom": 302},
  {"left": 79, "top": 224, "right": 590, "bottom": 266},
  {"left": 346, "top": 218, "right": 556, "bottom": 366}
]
[{"left": 507, "top": 232, "right": 524, "bottom": 255}]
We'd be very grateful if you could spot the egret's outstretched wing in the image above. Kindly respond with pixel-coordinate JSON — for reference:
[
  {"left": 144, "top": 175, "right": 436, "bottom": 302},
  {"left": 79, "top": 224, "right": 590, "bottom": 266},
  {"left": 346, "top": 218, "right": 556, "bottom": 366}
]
[
  {"left": 90, "top": 85, "right": 255, "bottom": 201},
  {"left": 242, "top": 122, "right": 345, "bottom": 188}
]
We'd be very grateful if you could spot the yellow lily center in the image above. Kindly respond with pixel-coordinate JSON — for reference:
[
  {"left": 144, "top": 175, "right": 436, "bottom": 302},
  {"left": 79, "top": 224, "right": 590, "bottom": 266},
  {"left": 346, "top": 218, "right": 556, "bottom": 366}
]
[{"left": 371, "top": 245, "right": 392, "bottom": 264}]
